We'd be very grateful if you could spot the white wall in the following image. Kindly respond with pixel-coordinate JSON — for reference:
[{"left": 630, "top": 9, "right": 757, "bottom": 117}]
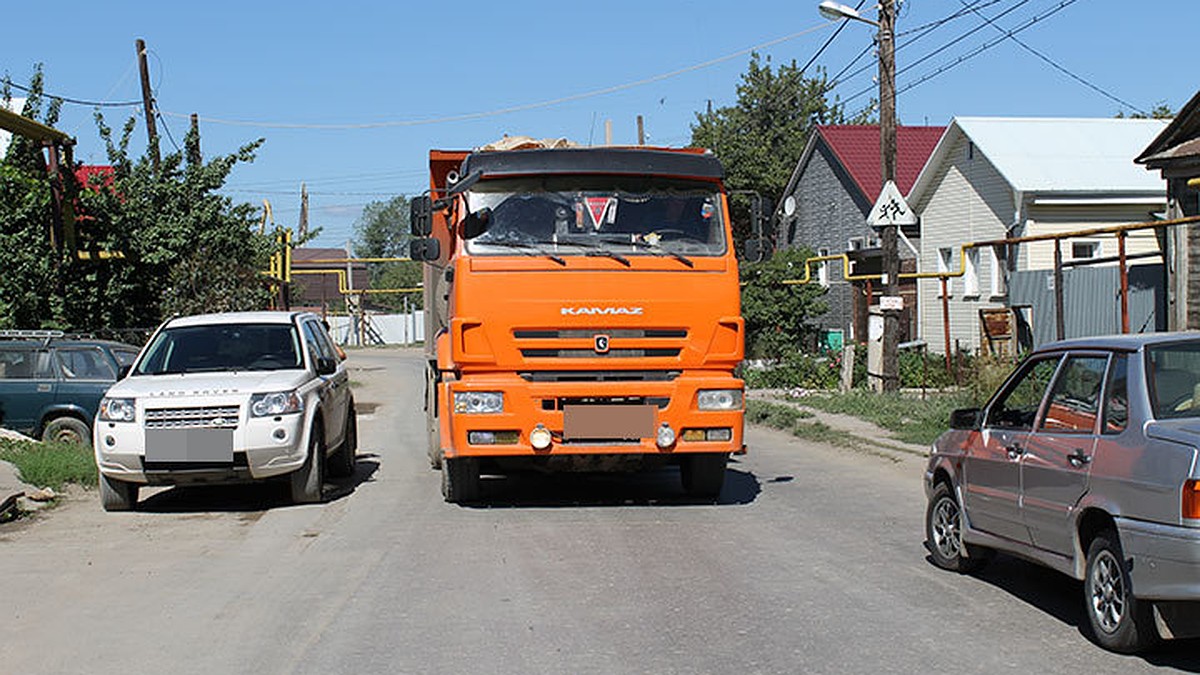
[{"left": 328, "top": 311, "right": 425, "bottom": 346}]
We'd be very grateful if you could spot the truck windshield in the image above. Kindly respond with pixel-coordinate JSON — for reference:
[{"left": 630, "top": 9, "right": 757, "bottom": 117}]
[
  {"left": 464, "top": 177, "right": 726, "bottom": 258},
  {"left": 136, "top": 324, "right": 304, "bottom": 375}
]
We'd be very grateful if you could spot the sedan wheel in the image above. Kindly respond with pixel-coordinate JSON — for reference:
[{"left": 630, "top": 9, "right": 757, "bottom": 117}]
[
  {"left": 1084, "top": 532, "right": 1156, "bottom": 653},
  {"left": 925, "top": 482, "right": 989, "bottom": 573}
]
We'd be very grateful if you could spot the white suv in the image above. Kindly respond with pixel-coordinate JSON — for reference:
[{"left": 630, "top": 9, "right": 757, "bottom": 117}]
[{"left": 94, "top": 311, "right": 356, "bottom": 511}]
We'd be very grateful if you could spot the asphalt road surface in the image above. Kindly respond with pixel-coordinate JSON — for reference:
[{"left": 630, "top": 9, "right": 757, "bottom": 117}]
[{"left": 2, "top": 349, "right": 1199, "bottom": 674}]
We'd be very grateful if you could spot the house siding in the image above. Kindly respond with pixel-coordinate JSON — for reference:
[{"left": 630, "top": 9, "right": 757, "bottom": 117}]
[
  {"left": 780, "top": 141, "right": 873, "bottom": 340},
  {"left": 916, "top": 134, "right": 1012, "bottom": 353},
  {"left": 1020, "top": 204, "right": 1163, "bottom": 270}
]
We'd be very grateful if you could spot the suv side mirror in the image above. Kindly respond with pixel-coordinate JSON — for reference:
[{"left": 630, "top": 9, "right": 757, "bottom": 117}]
[
  {"left": 316, "top": 356, "right": 337, "bottom": 376},
  {"left": 949, "top": 407, "right": 982, "bottom": 430},
  {"left": 409, "top": 238, "right": 441, "bottom": 262},
  {"left": 118, "top": 365, "right": 132, "bottom": 379},
  {"left": 410, "top": 196, "right": 432, "bottom": 236}
]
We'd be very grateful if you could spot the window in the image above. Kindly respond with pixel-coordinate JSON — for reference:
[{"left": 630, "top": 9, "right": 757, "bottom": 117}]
[
  {"left": 56, "top": 348, "right": 116, "bottom": 380},
  {"left": 301, "top": 321, "right": 333, "bottom": 368},
  {"left": 1039, "top": 355, "right": 1107, "bottom": 434},
  {"left": 989, "top": 246, "right": 1006, "bottom": 297},
  {"left": 986, "top": 356, "right": 1061, "bottom": 430},
  {"left": 136, "top": 324, "right": 303, "bottom": 375},
  {"left": 1071, "top": 240, "right": 1101, "bottom": 260},
  {"left": 937, "top": 248, "right": 953, "bottom": 297},
  {"left": 847, "top": 237, "right": 864, "bottom": 251},
  {"left": 0, "top": 348, "right": 53, "bottom": 380},
  {"left": 817, "top": 247, "right": 829, "bottom": 287},
  {"left": 1102, "top": 354, "right": 1128, "bottom": 434},
  {"left": 1148, "top": 342, "right": 1200, "bottom": 419},
  {"left": 964, "top": 248, "right": 980, "bottom": 297}
]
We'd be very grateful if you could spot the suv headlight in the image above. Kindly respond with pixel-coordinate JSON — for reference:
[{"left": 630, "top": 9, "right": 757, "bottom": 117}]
[
  {"left": 250, "top": 391, "right": 304, "bottom": 417},
  {"left": 697, "top": 389, "right": 743, "bottom": 410},
  {"left": 98, "top": 398, "right": 136, "bottom": 423},
  {"left": 454, "top": 391, "right": 504, "bottom": 414}
]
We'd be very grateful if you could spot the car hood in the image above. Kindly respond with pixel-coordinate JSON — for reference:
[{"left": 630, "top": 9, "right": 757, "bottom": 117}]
[{"left": 107, "top": 370, "right": 311, "bottom": 399}]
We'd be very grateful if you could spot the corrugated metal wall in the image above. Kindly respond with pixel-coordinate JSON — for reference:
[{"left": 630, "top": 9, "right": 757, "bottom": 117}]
[{"left": 1008, "top": 264, "right": 1166, "bottom": 347}]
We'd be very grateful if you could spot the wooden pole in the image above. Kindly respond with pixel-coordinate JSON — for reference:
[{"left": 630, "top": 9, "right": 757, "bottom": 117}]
[
  {"left": 135, "top": 39, "right": 160, "bottom": 172},
  {"left": 1054, "top": 239, "right": 1065, "bottom": 341},
  {"left": 878, "top": 0, "right": 899, "bottom": 392},
  {"left": 1119, "top": 231, "right": 1129, "bottom": 333},
  {"left": 637, "top": 115, "right": 645, "bottom": 145}
]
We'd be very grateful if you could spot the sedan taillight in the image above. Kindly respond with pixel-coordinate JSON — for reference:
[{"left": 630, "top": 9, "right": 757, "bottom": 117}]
[{"left": 1183, "top": 479, "right": 1200, "bottom": 520}]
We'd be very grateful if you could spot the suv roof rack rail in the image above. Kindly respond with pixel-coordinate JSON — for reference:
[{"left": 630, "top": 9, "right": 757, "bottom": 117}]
[{"left": 0, "top": 329, "right": 65, "bottom": 339}]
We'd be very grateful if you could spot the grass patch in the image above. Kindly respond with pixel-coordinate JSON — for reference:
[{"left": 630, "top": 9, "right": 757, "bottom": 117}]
[
  {"left": 789, "top": 389, "right": 974, "bottom": 446},
  {"left": 0, "top": 438, "right": 98, "bottom": 490},
  {"left": 747, "top": 400, "right": 851, "bottom": 445}
]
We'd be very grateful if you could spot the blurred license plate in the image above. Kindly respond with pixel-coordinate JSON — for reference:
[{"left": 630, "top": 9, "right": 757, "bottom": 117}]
[
  {"left": 563, "top": 405, "right": 655, "bottom": 441},
  {"left": 145, "top": 429, "right": 234, "bottom": 463}
]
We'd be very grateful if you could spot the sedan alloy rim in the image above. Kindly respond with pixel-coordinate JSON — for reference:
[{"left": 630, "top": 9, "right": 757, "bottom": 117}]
[
  {"left": 931, "top": 496, "right": 962, "bottom": 559},
  {"left": 1090, "top": 550, "right": 1125, "bottom": 633}
]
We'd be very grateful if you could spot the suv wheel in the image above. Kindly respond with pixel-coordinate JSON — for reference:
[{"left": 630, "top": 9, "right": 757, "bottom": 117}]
[
  {"left": 926, "top": 482, "right": 991, "bottom": 573},
  {"left": 99, "top": 473, "right": 138, "bottom": 511},
  {"left": 328, "top": 405, "right": 357, "bottom": 478},
  {"left": 43, "top": 417, "right": 90, "bottom": 445},
  {"left": 1084, "top": 532, "right": 1157, "bottom": 653},
  {"left": 290, "top": 428, "right": 326, "bottom": 504}
]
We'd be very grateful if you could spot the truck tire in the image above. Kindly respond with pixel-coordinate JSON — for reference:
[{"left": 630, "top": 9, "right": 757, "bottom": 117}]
[
  {"left": 426, "top": 373, "right": 442, "bottom": 470},
  {"left": 681, "top": 453, "right": 727, "bottom": 498},
  {"left": 1084, "top": 531, "right": 1157, "bottom": 653},
  {"left": 328, "top": 405, "right": 357, "bottom": 478},
  {"left": 43, "top": 416, "right": 90, "bottom": 446},
  {"left": 99, "top": 473, "right": 138, "bottom": 512},
  {"left": 441, "top": 457, "right": 480, "bottom": 503},
  {"left": 290, "top": 428, "right": 326, "bottom": 504}
]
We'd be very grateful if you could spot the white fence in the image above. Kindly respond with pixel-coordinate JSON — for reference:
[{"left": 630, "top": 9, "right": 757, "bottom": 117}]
[{"left": 327, "top": 311, "right": 425, "bottom": 346}]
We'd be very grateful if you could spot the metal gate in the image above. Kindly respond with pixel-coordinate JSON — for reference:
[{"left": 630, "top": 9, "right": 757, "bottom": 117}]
[{"left": 1008, "top": 264, "right": 1166, "bottom": 348}]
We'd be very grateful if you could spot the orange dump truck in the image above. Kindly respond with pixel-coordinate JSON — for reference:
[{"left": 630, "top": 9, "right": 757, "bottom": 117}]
[{"left": 408, "top": 143, "right": 745, "bottom": 502}]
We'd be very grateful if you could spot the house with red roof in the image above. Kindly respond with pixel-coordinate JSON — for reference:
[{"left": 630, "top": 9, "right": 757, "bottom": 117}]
[{"left": 776, "top": 125, "right": 944, "bottom": 346}]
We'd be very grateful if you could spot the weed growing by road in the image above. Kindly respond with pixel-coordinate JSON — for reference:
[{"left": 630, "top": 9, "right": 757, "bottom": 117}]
[
  {"left": 0, "top": 438, "right": 97, "bottom": 490},
  {"left": 789, "top": 390, "right": 972, "bottom": 446}
]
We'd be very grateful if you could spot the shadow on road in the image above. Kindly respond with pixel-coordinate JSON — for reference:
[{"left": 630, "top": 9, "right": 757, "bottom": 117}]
[
  {"left": 134, "top": 453, "right": 381, "bottom": 514},
  {"left": 925, "top": 550, "right": 1200, "bottom": 671},
  {"left": 461, "top": 461, "right": 761, "bottom": 509}
]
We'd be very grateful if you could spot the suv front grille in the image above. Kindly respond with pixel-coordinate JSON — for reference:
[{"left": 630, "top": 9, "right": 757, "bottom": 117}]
[{"left": 144, "top": 406, "right": 240, "bottom": 429}]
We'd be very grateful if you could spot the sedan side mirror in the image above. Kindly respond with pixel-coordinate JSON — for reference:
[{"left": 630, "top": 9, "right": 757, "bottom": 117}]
[{"left": 949, "top": 407, "right": 982, "bottom": 430}]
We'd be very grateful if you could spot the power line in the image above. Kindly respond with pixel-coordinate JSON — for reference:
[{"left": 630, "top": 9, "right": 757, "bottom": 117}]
[
  {"left": 162, "top": 22, "right": 837, "bottom": 130},
  {"left": 957, "top": 0, "right": 1148, "bottom": 116},
  {"left": 798, "top": 0, "right": 866, "bottom": 75},
  {"left": 0, "top": 77, "right": 142, "bottom": 108}
]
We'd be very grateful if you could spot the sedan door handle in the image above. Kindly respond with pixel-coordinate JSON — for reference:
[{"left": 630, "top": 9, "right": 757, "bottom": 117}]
[
  {"left": 1068, "top": 449, "right": 1092, "bottom": 468},
  {"left": 1006, "top": 444, "right": 1024, "bottom": 460}
]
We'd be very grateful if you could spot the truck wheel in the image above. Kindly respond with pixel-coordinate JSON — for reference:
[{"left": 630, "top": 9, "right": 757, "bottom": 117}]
[
  {"left": 1084, "top": 531, "right": 1157, "bottom": 653},
  {"left": 43, "top": 417, "right": 90, "bottom": 446},
  {"left": 426, "top": 417, "right": 442, "bottom": 470},
  {"left": 441, "top": 457, "right": 480, "bottom": 503},
  {"left": 328, "top": 406, "right": 357, "bottom": 478},
  {"left": 290, "top": 428, "right": 326, "bottom": 504},
  {"left": 99, "top": 473, "right": 138, "bottom": 512},
  {"left": 681, "top": 453, "right": 727, "bottom": 498},
  {"left": 925, "top": 482, "right": 991, "bottom": 573}
]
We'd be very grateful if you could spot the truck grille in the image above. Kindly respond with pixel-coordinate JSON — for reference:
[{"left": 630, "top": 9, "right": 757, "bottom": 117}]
[
  {"left": 542, "top": 396, "right": 669, "bottom": 411},
  {"left": 519, "top": 370, "right": 680, "bottom": 382},
  {"left": 514, "top": 328, "right": 687, "bottom": 339},
  {"left": 521, "top": 348, "right": 680, "bottom": 359},
  {"left": 144, "top": 406, "right": 241, "bottom": 429},
  {"left": 515, "top": 327, "right": 687, "bottom": 360}
]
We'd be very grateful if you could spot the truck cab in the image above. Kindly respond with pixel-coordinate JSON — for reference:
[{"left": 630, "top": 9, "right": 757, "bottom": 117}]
[{"left": 410, "top": 145, "right": 744, "bottom": 502}]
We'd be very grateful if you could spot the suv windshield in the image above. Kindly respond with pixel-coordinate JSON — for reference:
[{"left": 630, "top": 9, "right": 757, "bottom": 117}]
[
  {"left": 1148, "top": 341, "right": 1200, "bottom": 419},
  {"left": 464, "top": 176, "right": 726, "bottom": 258},
  {"left": 136, "top": 323, "right": 304, "bottom": 375}
]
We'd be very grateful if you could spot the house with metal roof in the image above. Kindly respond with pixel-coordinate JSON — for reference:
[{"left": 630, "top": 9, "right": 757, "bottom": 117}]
[
  {"left": 1135, "top": 89, "right": 1200, "bottom": 330},
  {"left": 776, "top": 125, "right": 944, "bottom": 346},
  {"left": 910, "top": 117, "right": 1168, "bottom": 354}
]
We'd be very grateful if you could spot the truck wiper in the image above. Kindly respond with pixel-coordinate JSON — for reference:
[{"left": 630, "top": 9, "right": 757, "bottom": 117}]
[
  {"left": 476, "top": 240, "right": 566, "bottom": 266},
  {"left": 583, "top": 249, "right": 631, "bottom": 266},
  {"left": 624, "top": 238, "right": 694, "bottom": 268}
]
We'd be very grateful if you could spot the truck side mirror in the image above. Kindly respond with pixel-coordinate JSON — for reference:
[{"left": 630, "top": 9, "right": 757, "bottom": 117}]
[
  {"left": 409, "top": 238, "right": 441, "bottom": 261},
  {"left": 743, "top": 238, "right": 772, "bottom": 263},
  {"left": 462, "top": 207, "right": 492, "bottom": 240},
  {"left": 411, "top": 196, "right": 432, "bottom": 236}
]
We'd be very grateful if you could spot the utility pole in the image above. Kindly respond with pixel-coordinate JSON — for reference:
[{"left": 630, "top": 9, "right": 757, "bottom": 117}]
[
  {"left": 188, "top": 113, "right": 201, "bottom": 166},
  {"left": 637, "top": 115, "right": 645, "bottom": 145},
  {"left": 878, "top": 0, "right": 899, "bottom": 393},
  {"left": 298, "top": 183, "right": 309, "bottom": 240},
  {"left": 135, "top": 38, "right": 160, "bottom": 172}
]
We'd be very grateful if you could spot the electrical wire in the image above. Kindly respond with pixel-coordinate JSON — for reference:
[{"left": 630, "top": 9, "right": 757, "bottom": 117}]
[
  {"left": 156, "top": 110, "right": 182, "bottom": 153},
  {"left": 0, "top": 77, "right": 142, "bottom": 107},
  {"left": 957, "top": 0, "right": 1148, "bottom": 116},
  {"left": 798, "top": 0, "right": 866, "bottom": 75},
  {"left": 161, "top": 22, "right": 837, "bottom": 130}
]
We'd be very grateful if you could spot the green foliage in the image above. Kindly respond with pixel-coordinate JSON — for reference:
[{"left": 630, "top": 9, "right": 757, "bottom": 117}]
[
  {"left": 1116, "top": 102, "right": 1175, "bottom": 120},
  {"left": 690, "top": 53, "right": 852, "bottom": 245},
  {"left": 739, "top": 247, "right": 828, "bottom": 358},
  {"left": 791, "top": 389, "right": 973, "bottom": 446},
  {"left": 0, "top": 438, "right": 98, "bottom": 489},
  {"left": 353, "top": 194, "right": 422, "bottom": 311},
  {"left": 742, "top": 351, "right": 841, "bottom": 389},
  {"left": 0, "top": 71, "right": 270, "bottom": 331}
]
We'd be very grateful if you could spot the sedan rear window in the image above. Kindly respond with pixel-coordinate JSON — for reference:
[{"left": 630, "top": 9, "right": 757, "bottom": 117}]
[{"left": 1148, "top": 342, "right": 1200, "bottom": 419}]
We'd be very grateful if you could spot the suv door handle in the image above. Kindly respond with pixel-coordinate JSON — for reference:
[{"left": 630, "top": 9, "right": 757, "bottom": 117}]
[
  {"left": 1006, "top": 444, "right": 1024, "bottom": 460},
  {"left": 1068, "top": 449, "right": 1092, "bottom": 468}
]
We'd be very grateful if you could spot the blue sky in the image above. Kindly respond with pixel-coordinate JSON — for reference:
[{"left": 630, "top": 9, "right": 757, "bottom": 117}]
[{"left": 1, "top": 0, "right": 1192, "bottom": 248}]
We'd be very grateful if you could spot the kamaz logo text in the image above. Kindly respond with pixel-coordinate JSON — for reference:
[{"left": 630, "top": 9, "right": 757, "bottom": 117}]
[{"left": 560, "top": 307, "right": 644, "bottom": 316}]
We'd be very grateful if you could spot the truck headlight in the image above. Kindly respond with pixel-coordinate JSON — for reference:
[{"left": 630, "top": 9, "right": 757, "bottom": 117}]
[
  {"left": 697, "top": 389, "right": 743, "bottom": 410},
  {"left": 98, "top": 398, "right": 136, "bottom": 423},
  {"left": 454, "top": 391, "right": 504, "bottom": 414},
  {"left": 250, "top": 391, "right": 303, "bottom": 417}
]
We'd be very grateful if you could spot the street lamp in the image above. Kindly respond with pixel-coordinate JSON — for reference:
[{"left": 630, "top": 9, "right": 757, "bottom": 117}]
[{"left": 820, "top": 0, "right": 900, "bottom": 392}]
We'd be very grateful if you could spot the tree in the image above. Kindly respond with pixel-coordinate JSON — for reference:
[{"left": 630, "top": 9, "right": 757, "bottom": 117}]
[
  {"left": 353, "top": 194, "right": 422, "bottom": 310},
  {"left": 1116, "top": 102, "right": 1175, "bottom": 120},
  {"left": 739, "top": 247, "right": 828, "bottom": 359},
  {"left": 691, "top": 53, "right": 855, "bottom": 247},
  {"left": 0, "top": 70, "right": 271, "bottom": 331}
]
